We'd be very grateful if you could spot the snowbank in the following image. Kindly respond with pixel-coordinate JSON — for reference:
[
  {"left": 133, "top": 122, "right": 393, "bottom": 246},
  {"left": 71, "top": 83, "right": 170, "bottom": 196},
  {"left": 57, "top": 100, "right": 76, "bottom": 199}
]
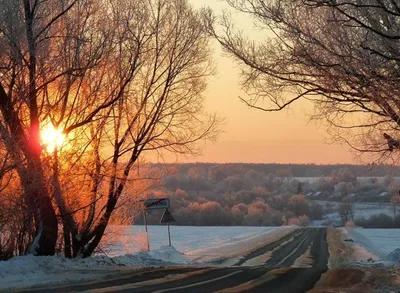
[
  {"left": 149, "top": 246, "right": 189, "bottom": 264},
  {"left": 386, "top": 249, "right": 400, "bottom": 262},
  {"left": 0, "top": 250, "right": 176, "bottom": 290},
  {"left": 0, "top": 226, "right": 286, "bottom": 290}
]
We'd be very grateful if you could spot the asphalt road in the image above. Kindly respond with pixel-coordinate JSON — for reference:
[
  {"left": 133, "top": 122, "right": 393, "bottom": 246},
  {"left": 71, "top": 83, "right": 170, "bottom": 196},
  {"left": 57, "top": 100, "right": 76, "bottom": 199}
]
[{"left": 25, "top": 227, "right": 329, "bottom": 293}]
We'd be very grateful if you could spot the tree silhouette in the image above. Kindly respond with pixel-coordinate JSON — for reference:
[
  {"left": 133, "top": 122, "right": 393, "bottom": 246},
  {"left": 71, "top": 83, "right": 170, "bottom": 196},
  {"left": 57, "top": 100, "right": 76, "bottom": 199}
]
[{"left": 204, "top": 0, "right": 400, "bottom": 162}]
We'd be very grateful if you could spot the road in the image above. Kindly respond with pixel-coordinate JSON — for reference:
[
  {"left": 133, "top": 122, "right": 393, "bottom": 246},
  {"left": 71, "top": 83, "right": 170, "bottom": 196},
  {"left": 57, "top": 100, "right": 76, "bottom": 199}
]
[{"left": 28, "top": 228, "right": 329, "bottom": 293}]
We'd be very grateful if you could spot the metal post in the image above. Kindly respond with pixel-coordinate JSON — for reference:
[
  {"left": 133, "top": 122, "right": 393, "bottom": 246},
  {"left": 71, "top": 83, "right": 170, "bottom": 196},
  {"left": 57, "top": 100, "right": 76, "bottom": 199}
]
[
  {"left": 167, "top": 223, "right": 171, "bottom": 246},
  {"left": 143, "top": 210, "right": 150, "bottom": 251}
]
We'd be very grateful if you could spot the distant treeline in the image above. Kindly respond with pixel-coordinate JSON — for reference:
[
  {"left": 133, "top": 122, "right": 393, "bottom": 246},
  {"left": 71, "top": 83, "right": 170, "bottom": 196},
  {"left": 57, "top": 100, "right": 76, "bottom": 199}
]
[
  {"left": 128, "top": 163, "right": 400, "bottom": 227},
  {"left": 152, "top": 163, "right": 398, "bottom": 178}
]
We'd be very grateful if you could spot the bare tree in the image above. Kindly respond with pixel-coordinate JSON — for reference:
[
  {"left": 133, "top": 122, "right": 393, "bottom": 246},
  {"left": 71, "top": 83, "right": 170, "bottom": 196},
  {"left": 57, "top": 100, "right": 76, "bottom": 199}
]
[
  {"left": 339, "top": 196, "right": 354, "bottom": 225},
  {"left": 0, "top": 0, "right": 119, "bottom": 256},
  {"left": 203, "top": 0, "right": 400, "bottom": 162},
  {"left": 0, "top": 0, "right": 217, "bottom": 257}
]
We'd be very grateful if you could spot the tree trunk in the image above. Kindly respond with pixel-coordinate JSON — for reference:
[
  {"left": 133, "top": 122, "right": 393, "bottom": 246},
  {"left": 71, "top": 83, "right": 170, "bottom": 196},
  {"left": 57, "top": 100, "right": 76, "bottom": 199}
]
[
  {"left": 35, "top": 192, "right": 58, "bottom": 256},
  {"left": 78, "top": 197, "right": 118, "bottom": 258},
  {"left": 21, "top": 157, "right": 58, "bottom": 256},
  {"left": 63, "top": 225, "right": 72, "bottom": 258}
]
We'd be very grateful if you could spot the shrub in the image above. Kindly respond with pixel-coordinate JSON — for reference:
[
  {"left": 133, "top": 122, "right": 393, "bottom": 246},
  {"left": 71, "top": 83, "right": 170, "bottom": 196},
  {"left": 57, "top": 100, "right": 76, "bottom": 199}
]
[
  {"left": 345, "top": 221, "right": 356, "bottom": 228},
  {"left": 309, "top": 203, "right": 324, "bottom": 220},
  {"left": 355, "top": 213, "right": 393, "bottom": 228},
  {"left": 298, "top": 215, "right": 310, "bottom": 227},
  {"left": 286, "top": 215, "right": 310, "bottom": 227}
]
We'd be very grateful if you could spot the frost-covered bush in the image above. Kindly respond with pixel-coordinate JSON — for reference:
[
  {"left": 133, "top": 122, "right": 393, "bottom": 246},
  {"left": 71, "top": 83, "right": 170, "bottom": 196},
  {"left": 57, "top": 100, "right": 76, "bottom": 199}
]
[{"left": 345, "top": 221, "right": 356, "bottom": 228}]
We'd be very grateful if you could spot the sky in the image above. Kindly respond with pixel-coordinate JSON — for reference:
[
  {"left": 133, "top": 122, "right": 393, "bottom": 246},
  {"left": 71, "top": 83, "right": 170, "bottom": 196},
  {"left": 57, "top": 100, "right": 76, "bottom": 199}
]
[{"left": 165, "top": 0, "right": 355, "bottom": 164}]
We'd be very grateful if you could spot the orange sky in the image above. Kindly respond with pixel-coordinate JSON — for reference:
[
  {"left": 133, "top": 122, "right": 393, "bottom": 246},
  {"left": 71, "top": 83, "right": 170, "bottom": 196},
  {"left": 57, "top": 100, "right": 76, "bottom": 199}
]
[{"left": 159, "top": 0, "right": 356, "bottom": 164}]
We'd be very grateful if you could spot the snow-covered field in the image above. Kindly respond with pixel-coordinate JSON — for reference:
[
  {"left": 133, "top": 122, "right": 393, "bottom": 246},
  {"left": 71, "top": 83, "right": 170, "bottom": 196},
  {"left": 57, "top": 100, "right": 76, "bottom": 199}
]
[
  {"left": 312, "top": 201, "right": 395, "bottom": 226},
  {"left": 351, "top": 203, "right": 394, "bottom": 219},
  {"left": 105, "top": 226, "right": 286, "bottom": 259},
  {"left": 0, "top": 226, "right": 288, "bottom": 290},
  {"left": 295, "top": 177, "right": 400, "bottom": 183},
  {"left": 344, "top": 228, "right": 400, "bottom": 262}
]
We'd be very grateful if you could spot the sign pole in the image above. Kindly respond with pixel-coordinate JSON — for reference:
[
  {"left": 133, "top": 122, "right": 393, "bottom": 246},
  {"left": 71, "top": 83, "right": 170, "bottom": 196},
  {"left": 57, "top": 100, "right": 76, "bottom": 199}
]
[
  {"left": 167, "top": 223, "right": 171, "bottom": 246},
  {"left": 143, "top": 210, "right": 150, "bottom": 251},
  {"left": 144, "top": 198, "right": 175, "bottom": 249},
  {"left": 160, "top": 208, "right": 176, "bottom": 246}
]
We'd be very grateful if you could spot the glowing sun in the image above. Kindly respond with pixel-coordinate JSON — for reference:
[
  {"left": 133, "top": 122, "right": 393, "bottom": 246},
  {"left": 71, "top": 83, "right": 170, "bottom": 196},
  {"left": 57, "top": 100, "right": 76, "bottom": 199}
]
[{"left": 41, "top": 123, "right": 66, "bottom": 153}]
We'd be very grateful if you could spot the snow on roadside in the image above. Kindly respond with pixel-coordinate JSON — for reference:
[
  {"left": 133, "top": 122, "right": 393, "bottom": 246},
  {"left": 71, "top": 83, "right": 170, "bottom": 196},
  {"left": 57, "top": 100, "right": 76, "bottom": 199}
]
[
  {"left": 0, "top": 250, "right": 179, "bottom": 290},
  {"left": 340, "top": 228, "right": 380, "bottom": 265},
  {"left": 0, "top": 226, "right": 289, "bottom": 290},
  {"left": 149, "top": 246, "right": 189, "bottom": 264},
  {"left": 343, "top": 228, "right": 400, "bottom": 267},
  {"left": 345, "top": 228, "right": 400, "bottom": 258},
  {"left": 344, "top": 228, "right": 384, "bottom": 258}
]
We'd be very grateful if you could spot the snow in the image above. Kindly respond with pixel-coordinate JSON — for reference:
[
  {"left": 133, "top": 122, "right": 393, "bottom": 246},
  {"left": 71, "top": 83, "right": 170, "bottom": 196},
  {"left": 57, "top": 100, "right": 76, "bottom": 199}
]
[
  {"left": 104, "top": 225, "right": 283, "bottom": 259},
  {"left": 0, "top": 225, "right": 287, "bottom": 290},
  {"left": 28, "top": 221, "right": 42, "bottom": 255},
  {"left": 295, "top": 176, "right": 400, "bottom": 183},
  {"left": 351, "top": 203, "right": 394, "bottom": 219},
  {"left": 344, "top": 228, "right": 400, "bottom": 261},
  {"left": 187, "top": 226, "right": 295, "bottom": 264},
  {"left": 336, "top": 227, "right": 400, "bottom": 270},
  {"left": 312, "top": 201, "right": 395, "bottom": 226},
  {"left": 149, "top": 246, "right": 189, "bottom": 264},
  {"left": 339, "top": 228, "right": 380, "bottom": 265},
  {"left": 387, "top": 249, "right": 400, "bottom": 262},
  {"left": 0, "top": 253, "right": 168, "bottom": 290}
]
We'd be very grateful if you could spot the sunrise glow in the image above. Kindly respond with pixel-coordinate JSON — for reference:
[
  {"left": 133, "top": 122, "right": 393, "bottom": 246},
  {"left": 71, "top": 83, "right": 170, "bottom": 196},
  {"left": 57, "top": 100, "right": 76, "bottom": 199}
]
[{"left": 41, "top": 123, "right": 66, "bottom": 153}]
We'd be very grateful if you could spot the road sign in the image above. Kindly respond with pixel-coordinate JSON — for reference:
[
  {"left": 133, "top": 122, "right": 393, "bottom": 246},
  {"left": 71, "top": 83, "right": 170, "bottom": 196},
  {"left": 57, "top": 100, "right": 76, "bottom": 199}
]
[
  {"left": 160, "top": 208, "right": 176, "bottom": 246},
  {"left": 144, "top": 198, "right": 170, "bottom": 210},
  {"left": 141, "top": 198, "right": 174, "bottom": 249},
  {"left": 160, "top": 208, "right": 176, "bottom": 224}
]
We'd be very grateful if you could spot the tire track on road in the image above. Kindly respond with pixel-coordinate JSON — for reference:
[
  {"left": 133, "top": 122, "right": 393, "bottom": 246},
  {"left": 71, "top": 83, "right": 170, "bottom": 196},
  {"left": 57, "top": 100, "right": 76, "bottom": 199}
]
[
  {"left": 224, "top": 228, "right": 330, "bottom": 293},
  {"left": 232, "top": 229, "right": 301, "bottom": 266},
  {"left": 265, "top": 228, "right": 317, "bottom": 268}
]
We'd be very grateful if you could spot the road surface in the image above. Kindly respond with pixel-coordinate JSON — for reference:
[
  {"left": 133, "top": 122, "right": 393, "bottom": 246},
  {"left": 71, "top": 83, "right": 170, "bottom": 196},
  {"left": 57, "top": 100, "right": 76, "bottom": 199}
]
[{"left": 28, "top": 228, "right": 329, "bottom": 293}]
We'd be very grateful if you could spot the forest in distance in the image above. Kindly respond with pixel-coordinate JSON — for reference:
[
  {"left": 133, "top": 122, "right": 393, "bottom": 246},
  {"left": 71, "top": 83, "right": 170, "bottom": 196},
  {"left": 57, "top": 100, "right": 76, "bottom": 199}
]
[
  {"left": 155, "top": 163, "right": 399, "bottom": 178},
  {"left": 132, "top": 163, "right": 400, "bottom": 227}
]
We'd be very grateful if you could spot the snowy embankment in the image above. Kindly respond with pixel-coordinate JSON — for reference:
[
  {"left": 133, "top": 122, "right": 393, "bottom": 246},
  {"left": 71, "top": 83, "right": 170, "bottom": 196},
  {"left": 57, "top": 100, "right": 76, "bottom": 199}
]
[
  {"left": 0, "top": 226, "right": 288, "bottom": 290},
  {"left": 341, "top": 228, "right": 400, "bottom": 265},
  {"left": 0, "top": 251, "right": 170, "bottom": 290}
]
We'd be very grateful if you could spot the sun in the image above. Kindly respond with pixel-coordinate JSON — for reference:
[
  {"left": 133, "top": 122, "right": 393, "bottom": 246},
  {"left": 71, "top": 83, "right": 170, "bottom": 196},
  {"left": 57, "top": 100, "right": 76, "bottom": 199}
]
[{"left": 40, "top": 123, "right": 66, "bottom": 153}]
